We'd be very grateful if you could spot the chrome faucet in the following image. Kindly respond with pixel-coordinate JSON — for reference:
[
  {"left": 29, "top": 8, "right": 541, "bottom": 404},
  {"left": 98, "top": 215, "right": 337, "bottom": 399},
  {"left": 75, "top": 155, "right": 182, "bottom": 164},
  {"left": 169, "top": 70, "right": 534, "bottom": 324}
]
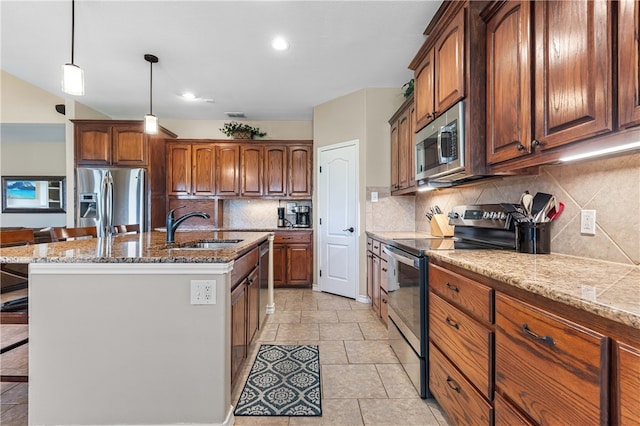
[{"left": 166, "top": 206, "right": 210, "bottom": 243}]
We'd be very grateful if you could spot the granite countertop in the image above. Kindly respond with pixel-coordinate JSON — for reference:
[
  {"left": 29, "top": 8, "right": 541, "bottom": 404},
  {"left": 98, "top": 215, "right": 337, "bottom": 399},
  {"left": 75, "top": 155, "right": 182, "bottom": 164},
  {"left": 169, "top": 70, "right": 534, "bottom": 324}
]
[
  {"left": 154, "top": 226, "right": 312, "bottom": 232},
  {"left": 367, "top": 231, "right": 640, "bottom": 330},
  {"left": 0, "top": 231, "right": 272, "bottom": 264}
]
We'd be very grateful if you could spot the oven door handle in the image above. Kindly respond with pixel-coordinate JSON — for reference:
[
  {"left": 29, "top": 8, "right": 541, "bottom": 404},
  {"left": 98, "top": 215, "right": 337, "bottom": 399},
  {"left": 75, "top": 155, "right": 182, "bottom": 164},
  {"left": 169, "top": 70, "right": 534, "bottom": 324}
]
[{"left": 383, "top": 245, "right": 420, "bottom": 268}]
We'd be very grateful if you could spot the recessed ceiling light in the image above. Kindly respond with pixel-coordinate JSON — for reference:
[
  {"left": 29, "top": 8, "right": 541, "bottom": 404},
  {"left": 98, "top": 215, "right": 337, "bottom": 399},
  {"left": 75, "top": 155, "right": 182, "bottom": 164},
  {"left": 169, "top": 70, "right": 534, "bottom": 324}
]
[
  {"left": 181, "top": 92, "right": 197, "bottom": 100},
  {"left": 272, "top": 37, "right": 289, "bottom": 51}
]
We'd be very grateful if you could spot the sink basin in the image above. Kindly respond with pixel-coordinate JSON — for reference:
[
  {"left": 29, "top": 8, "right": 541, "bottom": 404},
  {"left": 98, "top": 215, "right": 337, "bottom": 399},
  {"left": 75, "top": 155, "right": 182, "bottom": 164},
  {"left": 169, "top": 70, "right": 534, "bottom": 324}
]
[{"left": 171, "top": 239, "right": 243, "bottom": 250}]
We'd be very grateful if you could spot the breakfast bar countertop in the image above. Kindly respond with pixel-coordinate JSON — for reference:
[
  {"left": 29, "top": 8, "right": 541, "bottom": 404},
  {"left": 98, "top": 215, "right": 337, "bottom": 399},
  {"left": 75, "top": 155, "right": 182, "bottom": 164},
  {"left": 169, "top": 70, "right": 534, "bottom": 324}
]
[
  {"left": 0, "top": 231, "right": 273, "bottom": 264},
  {"left": 367, "top": 230, "right": 640, "bottom": 331}
]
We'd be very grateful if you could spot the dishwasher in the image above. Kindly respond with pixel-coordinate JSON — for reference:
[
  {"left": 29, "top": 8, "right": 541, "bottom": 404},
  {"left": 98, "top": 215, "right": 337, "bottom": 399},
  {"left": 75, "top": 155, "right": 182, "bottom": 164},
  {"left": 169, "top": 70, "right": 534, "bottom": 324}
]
[{"left": 258, "top": 241, "right": 269, "bottom": 329}]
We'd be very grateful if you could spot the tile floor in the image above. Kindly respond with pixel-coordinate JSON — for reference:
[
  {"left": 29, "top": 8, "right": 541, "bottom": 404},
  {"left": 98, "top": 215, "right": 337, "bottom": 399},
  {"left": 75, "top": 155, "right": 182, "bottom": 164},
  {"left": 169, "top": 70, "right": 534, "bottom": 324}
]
[
  {"left": 0, "top": 288, "right": 450, "bottom": 426},
  {"left": 232, "top": 288, "right": 450, "bottom": 425}
]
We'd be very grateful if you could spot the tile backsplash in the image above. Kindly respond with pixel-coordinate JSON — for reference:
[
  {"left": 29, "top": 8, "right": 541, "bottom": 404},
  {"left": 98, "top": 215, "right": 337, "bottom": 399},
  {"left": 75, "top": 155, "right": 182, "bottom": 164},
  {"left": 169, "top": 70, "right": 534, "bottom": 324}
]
[
  {"left": 223, "top": 199, "right": 312, "bottom": 229},
  {"left": 367, "top": 153, "right": 640, "bottom": 265}
]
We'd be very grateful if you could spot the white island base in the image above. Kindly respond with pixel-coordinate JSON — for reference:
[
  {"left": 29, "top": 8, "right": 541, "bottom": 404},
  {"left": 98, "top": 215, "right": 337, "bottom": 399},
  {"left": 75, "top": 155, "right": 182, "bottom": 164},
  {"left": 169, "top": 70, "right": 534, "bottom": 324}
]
[{"left": 29, "top": 262, "right": 236, "bottom": 426}]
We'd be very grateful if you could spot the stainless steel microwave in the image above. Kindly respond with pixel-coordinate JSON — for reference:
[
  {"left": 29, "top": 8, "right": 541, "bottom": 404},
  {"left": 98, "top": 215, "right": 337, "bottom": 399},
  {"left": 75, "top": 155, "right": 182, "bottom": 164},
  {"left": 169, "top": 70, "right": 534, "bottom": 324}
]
[{"left": 415, "top": 101, "right": 465, "bottom": 182}]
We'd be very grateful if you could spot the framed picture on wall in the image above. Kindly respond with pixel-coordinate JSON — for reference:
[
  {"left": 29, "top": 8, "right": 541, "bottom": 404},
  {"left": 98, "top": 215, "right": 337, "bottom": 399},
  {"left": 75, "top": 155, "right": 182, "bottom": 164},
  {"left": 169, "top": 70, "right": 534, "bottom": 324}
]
[{"left": 1, "top": 176, "right": 66, "bottom": 213}]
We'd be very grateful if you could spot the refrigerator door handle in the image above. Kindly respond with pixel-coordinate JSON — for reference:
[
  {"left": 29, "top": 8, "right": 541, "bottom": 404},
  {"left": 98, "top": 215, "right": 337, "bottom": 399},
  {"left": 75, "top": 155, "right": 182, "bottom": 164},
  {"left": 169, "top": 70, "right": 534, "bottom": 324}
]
[
  {"left": 106, "top": 171, "right": 114, "bottom": 237},
  {"left": 99, "top": 173, "right": 109, "bottom": 237}
]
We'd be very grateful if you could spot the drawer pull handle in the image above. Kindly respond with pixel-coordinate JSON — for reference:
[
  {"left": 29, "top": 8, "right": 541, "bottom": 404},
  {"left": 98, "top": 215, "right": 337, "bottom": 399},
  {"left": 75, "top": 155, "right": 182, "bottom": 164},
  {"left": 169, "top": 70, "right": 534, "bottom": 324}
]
[
  {"left": 445, "top": 282, "right": 460, "bottom": 292},
  {"left": 445, "top": 316, "right": 459, "bottom": 329},
  {"left": 522, "top": 324, "right": 555, "bottom": 346},
  {"left": 446, "top": 376, "right": 460, "bottom": 393}
]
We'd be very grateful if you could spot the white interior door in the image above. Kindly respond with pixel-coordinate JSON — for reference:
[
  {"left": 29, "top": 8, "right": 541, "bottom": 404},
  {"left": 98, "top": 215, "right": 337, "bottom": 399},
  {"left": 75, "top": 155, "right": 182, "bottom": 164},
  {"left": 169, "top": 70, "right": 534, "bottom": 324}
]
[{"left": 318, "top": 141, "right": 358, "bottom": 299}]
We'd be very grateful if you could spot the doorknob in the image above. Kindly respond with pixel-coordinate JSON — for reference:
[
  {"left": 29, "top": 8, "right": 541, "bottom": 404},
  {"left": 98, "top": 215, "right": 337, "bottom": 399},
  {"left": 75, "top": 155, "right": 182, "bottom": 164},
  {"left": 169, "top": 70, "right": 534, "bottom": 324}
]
[{"left": 343, "top": 227, "right": 355, "bottom": 233}]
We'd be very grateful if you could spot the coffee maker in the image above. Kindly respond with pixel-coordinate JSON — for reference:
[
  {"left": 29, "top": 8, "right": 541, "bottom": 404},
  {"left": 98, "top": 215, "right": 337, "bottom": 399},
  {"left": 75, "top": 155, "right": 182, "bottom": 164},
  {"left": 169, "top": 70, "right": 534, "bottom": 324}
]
[
  {"left": 292, "top": 206, "right": 311, "bottom": 228},
  {"left": 277, "top": 207, "right": 286, "bottom": 227}
]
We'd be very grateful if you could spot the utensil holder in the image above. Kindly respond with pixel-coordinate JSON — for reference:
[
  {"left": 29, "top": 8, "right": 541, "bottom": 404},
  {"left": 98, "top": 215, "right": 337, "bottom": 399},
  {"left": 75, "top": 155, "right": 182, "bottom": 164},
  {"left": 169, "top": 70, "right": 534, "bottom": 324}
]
[
  {"left": 430, "top": 214, "right": 454, "bottom": 237},
  {"left": 516, "top": 222, "right": 550, "bottom": 254}
]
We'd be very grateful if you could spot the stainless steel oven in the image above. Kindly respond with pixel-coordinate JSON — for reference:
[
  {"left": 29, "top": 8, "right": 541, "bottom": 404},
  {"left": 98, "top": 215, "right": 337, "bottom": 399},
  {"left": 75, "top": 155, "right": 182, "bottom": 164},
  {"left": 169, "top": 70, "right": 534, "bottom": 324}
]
[{"left": 383, "top": 244, "right": 430, "bottom": 398}]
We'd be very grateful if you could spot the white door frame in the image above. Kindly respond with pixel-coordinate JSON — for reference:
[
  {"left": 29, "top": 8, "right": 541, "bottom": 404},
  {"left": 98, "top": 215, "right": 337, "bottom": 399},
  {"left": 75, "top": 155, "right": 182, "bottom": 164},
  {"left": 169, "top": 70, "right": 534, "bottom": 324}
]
[{"left": 316, "top": 139, "right": 360, "bottom": 299}]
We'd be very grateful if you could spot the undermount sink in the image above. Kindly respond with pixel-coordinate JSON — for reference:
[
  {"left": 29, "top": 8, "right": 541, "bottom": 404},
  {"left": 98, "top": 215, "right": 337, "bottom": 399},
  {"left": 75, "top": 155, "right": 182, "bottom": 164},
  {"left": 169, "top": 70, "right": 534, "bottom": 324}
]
[{"left": 171, "top": 239, "right": 244, "bottom": 250}]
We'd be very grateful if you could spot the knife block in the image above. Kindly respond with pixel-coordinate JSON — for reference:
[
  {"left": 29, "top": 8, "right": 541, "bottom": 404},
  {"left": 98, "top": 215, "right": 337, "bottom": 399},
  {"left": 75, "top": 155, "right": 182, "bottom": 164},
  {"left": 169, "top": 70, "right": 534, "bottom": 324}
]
[{"left": 430, "top": 214, "right": 454, "bottom": 237}]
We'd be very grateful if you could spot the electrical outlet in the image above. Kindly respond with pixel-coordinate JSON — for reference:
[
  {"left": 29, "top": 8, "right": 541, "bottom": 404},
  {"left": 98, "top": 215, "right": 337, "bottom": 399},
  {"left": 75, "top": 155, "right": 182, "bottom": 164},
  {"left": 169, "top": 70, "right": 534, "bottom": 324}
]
[
  {"left": 371, "top": 191, "right": 378, "bottom": 202},
  {"left": 580, "top": 210, "right": 596, "bottom": 235},
  {"left": 190, "top": 280, "right": 216, "bottom": 305}
]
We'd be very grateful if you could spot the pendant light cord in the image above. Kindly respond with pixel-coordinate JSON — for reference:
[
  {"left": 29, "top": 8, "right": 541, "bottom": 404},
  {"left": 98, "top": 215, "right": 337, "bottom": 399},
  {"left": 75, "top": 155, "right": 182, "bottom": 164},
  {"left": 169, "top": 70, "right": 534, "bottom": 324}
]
[
  {"left": 149, "top": 60, "right": 153, "bottom": 115},
  {"left": 71, "top": 0, "right": 75, "bottom": 64}
]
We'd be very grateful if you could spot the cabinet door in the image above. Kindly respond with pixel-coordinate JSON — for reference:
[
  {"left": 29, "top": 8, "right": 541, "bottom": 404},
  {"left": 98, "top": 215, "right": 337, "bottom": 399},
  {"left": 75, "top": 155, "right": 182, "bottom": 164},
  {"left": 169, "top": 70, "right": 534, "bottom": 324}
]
[
  {"left": 617, "top": 342, "right": 640, "bottom": 426},
  {"left": 264, "top": 145, "right": 287, "bottom": 197},
  {"left": 216, "top": 145, "right": 240, "bottom": 196},
  {"left": 434, "top": 9, "right": 465, "bottom": 115},
  {"left": 397, "top": 110, "right": 411, "bottom": 190},
  {"left": 246, "top": 268, "right": 260, "bottom": 345},
  {"left": 288, "top": 146, "right": 312, "bottom": 197},
  {"left": 415, "top": 48, "right": 435, "bottom": 130},
  {"left": 495, "top": 293, "right": 608, "bottom": 425},
  {"left": 619, "top": 0, "right": 640, "bottom": 128},
  {"left": 112, "top": 125, "right": 147, "bottom": 165},
  {"left": 230, "top": 282, "right": 247, "bottom": 386},
  {"left": 166, "top": 143, "right": 192, "bottom": 196},
  {"left": 287, "top": 244, "right": 312, "bottom": 285},
  {"left": 371, "top": 255, "right": 380, "bottom": 314},
  {"left": 272, "top": 244, "right": 286, "bottom": 286},
  {"left": 192, "top": 144, "right": 215, "bottom": 195},
  {"left": 75, "top": 123, "right": 111, "bottom": 165},
  {"left": 486, "top": 0, "right": 533, "bottom": 165},
  {"left": 366, "top": 251, "right": 374, "bottom": 304},
  {"left": 241, "top": 145, "right": 264, "bottom": 197},
  {"left": 534, "top": 0, "right": 612, "bottom": 149},
  {"left": 390, "top": 121, "right": 400, "bottom": 192}
]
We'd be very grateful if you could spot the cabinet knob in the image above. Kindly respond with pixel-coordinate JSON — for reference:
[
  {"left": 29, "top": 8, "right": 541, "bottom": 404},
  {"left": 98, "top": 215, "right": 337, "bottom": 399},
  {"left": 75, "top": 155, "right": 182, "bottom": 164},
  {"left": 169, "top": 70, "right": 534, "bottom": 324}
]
[
  {"left": 517, "top": 143, "right": 525, "bottom": 151},
  {"left": 532, "top": 139, "right": 542, "bottom": 147},
  {"left": 432, "top": 111, "right": 438, "bottom": 116}
]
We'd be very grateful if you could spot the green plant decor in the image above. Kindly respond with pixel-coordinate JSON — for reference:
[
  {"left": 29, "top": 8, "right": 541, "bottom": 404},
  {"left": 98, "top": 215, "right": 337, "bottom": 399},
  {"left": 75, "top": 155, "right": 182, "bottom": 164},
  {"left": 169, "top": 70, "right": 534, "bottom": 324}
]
[
  {"left": 402, "top": 79, "right": 414, "bottom": 98},
  {"left": 220, "top": 121, "right": 267, "bottom": 139}
]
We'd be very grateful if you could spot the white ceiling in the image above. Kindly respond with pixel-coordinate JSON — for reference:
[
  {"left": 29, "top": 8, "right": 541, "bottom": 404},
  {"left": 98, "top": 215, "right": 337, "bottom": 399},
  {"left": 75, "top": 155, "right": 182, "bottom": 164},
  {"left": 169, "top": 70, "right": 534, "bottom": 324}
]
[{"left": 1, "top": 0, "right": 442, "bottom": 121}]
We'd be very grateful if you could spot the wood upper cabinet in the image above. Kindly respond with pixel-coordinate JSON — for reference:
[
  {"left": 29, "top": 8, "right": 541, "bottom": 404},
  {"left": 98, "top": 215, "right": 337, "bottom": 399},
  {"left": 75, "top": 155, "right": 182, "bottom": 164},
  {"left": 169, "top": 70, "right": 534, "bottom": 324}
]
[
  {"left": 166, "top": 142, "right": 215, "bottom": 196},
  {"left": 495, "top": 293, "right": 608, "bottom": 425},
  {"left": 240, "top": 145, "right": 263, "bottom": 197},
  {"left": 414, "top": 7, "right": 465, "bottom": 130},
  {"left": 216, "top": 144, "right": 240, "bottom": 196},
  {"left": 485, "top": 0, "right": 533, "bottom": 165},
  {"left": 389, "top": 96, "right": 415, "bottom": 194},
  {"left": 264, "top": 144, "right": 312, "bottom": 198},
  {"left": 616, "top": 341, "right": 640, "bottom": 425},
  {"left": 618, "top": 0, "right": 640, "bottom": 129},
  {"left": 75, "top": 121, "right": 147, "bottom": 166},
  {"left": 533, "top": 0, "right": 612, "bottom": 150},
  {"left": 288, "top": 145, "right": 312, "bottom": 198}
]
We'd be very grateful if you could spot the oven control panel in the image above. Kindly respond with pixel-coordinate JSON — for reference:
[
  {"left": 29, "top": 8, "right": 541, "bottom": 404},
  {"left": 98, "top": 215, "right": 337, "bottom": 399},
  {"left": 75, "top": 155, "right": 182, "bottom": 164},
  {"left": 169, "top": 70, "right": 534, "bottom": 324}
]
[{"left": 448, "top": 204, "right": 513, "bottom": 230}]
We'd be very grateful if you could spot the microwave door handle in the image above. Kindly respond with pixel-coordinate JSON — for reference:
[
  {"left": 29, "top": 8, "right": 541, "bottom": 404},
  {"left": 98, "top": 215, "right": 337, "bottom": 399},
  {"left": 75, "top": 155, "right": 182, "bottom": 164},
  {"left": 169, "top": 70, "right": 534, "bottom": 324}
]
[{"left": 438, "top": 126, "right": 455, "bottom": 163}]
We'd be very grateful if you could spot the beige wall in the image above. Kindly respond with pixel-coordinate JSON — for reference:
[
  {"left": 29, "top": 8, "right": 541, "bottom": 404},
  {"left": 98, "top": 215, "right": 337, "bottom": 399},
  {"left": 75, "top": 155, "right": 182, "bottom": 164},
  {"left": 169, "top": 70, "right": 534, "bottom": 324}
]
[
  {"left": 313, "top": 88, "right": 404, "bottom": 300},
  {"left": 0, "top": 70, "right": 65, "bottom": 124},
  {"left": 160, "top": 118, "right": 312, "bottom": 140}
]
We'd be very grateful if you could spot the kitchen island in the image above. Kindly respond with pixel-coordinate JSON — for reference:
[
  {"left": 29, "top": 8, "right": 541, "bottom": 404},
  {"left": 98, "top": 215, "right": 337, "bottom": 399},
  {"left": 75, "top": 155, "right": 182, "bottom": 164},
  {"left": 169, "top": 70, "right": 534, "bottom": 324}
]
[{"left": 0, "top": 231, "right": 273, "bottom": 426}]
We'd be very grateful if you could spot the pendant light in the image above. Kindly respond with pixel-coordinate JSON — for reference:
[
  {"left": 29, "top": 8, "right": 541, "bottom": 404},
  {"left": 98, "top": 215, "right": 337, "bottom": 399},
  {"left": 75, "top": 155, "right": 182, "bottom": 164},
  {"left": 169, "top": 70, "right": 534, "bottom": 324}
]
[
  {"left": 62, "top": 0, "right": 84, "bottom": 96},
  {"left": 144, "top": 54, "right": 159, "bottom": 135}
]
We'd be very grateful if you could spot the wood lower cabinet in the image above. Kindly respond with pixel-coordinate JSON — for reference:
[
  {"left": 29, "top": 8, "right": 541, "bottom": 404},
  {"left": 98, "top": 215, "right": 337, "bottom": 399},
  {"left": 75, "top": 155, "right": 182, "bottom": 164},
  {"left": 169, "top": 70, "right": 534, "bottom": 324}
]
[
  {"left": 495, "top": 293, "right": 608, "bottom": 425},
  {"left": 273, "top": 231, "right": 312, "bottom": 287},
  {"left": 366, "top": 236, "right": 389, "bottom": 323},
  {"left": 230, "top": 280, "right": 247, "bottom": 387},
  {"left": 246, "top": 267, "right": 260, "bottom": 345},
  {"left": 616, "top": 342, "right": 640, "bottom": 425},
  {"left": 494, "top": 393, "right": 533, "bottom": 426}
]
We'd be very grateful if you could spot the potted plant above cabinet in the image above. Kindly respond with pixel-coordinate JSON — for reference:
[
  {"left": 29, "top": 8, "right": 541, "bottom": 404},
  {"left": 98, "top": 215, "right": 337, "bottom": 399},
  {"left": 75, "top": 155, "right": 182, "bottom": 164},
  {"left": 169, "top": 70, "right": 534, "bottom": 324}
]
[{"left": 220, "top": 122, "right": 267, "bottom": 140}]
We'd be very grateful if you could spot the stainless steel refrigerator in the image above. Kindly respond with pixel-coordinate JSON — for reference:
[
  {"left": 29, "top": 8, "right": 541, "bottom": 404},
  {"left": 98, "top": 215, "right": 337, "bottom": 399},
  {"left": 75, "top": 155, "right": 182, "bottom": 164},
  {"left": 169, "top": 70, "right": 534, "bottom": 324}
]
[{"left": 76, "top": 168, "right": 145, "bottom": 237}]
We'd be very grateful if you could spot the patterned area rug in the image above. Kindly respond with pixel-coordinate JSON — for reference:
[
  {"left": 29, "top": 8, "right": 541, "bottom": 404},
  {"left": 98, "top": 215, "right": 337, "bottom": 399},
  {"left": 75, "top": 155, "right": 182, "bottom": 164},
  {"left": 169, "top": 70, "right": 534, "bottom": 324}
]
[{"left": 234, "top": 344, "right": 322, "bottom": 417}]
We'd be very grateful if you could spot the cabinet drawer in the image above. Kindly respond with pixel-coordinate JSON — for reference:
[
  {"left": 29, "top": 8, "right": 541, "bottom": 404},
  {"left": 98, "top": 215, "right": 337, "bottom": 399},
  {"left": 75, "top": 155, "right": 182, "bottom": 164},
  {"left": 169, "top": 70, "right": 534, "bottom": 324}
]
[
  {"left": 495, "top": 293, "right": 608, "bottom": 425},
  {"left": 429, "top": 263, "right": 493, "bottom": 323},
  {"left": 274, "top": 231, "right": 311, "bottom": 244},
  {"left": 494, "top": 393, "right": 533, "bottom": 426},
  {"left": 371, "top": 239, "right": 381, "bottom": 257},
  {"left": 429, "top": 342, "right": 493, "bottom": 426},
  {"left": 230, "top": 247, "right": 259, "bottom": 287},
  {"left": 430, "top": 292, "right": 493, "bottom": 398}
]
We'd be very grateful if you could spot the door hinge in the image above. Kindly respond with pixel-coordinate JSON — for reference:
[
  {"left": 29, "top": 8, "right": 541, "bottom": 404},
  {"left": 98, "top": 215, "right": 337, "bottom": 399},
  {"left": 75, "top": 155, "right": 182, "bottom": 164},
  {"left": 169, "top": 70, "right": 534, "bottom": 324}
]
[
  {"left": 319, "top": 270, "right": 322, "bottom": 277},
  {"left": 319, "top": 218, "right": 322, "bottom": 225},
  {"left": 319, "top": 166, "right": 322, "bottom": 173}
]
